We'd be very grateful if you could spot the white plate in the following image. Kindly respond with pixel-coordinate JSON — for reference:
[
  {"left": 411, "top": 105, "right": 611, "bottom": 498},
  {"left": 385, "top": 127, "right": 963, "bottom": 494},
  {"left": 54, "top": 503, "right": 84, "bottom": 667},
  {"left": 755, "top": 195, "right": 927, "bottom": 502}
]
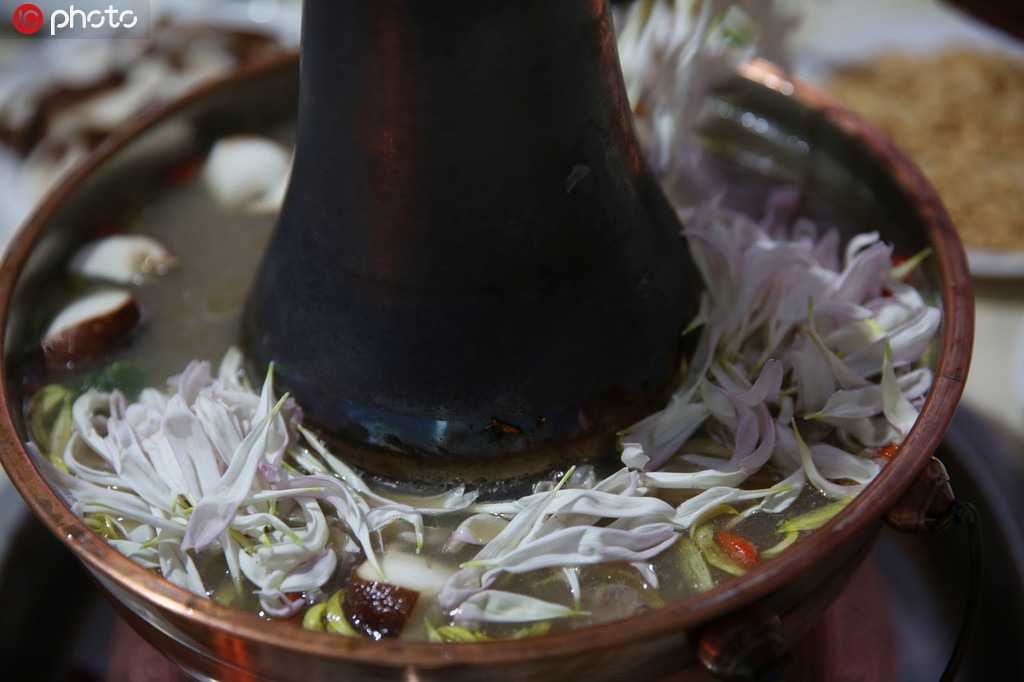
[
  {"left": 787, "top": 0, "right": 1024, "bottom": 278},
  {"left": 967, "top": 249, "right": 1024, "bottom": 279},
  {"left": 1015, "top": 317, "right": 1024, "bottom": 417}
]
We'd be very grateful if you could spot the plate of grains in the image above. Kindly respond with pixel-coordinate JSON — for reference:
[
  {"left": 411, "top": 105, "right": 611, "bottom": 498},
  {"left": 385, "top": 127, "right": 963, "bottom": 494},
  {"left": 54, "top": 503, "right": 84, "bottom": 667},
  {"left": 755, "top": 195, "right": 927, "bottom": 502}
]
[{"left": 788, "top": 0, "right": 1024, "bottom": 277}]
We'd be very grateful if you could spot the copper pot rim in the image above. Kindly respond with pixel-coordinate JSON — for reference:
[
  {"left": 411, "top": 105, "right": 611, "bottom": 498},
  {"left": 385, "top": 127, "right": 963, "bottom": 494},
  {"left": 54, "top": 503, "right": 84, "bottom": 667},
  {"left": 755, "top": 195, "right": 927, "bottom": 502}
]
[{"left": 0, "top": 54, "right": 973, "bottom": 667}]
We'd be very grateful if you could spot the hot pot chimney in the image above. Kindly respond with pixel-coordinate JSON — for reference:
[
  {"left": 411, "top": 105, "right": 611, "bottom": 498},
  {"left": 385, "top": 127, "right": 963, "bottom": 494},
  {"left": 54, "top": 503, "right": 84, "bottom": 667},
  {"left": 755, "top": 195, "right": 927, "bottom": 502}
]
[{"left": 244, "top": 0, "right": 701, "bottom": 488}]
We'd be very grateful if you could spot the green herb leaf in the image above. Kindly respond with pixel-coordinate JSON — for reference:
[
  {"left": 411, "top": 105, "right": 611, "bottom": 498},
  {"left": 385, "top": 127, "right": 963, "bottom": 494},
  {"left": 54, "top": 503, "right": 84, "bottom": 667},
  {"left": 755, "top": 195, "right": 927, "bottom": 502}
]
[{"left": 73, "top": 362, "right": 146, "bottom": 398}]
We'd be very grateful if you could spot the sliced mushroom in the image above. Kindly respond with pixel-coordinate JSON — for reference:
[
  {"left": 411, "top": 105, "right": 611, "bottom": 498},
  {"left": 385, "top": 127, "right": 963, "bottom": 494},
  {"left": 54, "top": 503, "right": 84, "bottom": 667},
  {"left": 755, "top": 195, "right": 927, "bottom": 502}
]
[
  {"left": 202, "top": 134, "right": 292, "bottom": 212},
  {"left": 343, "top": 574, "right": 420, "bottom": 640},
  {"left": 42, "top": 289, "right": 141, "bottom": 369},
  {"left": 342, "top": 551, "right": 458, "bottom": 640},
  {"left": 69, "top": 234, "right": 177, "bottom": 284},
  {"left": 354, "top": 550, "right": 457, "bottom": 599}
]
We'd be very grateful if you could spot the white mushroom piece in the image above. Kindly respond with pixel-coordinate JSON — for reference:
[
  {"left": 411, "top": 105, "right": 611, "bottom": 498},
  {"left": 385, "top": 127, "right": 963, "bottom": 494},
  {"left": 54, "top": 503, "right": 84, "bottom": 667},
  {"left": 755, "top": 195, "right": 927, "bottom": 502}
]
[
  {"left": 354, "top": 550, "right": 457, "bottom": 599},
  {"left": 344, "top": 550, "right": 458, "bottom": 639},
  {"left": 41, "top": 290, "right": 141, "bottom": 368},
  {"left": 201, "top": 134, "right": 292, "bottom": 213},
  {"left": 69, "top": 234, "right": 177, "bottom": 285}
]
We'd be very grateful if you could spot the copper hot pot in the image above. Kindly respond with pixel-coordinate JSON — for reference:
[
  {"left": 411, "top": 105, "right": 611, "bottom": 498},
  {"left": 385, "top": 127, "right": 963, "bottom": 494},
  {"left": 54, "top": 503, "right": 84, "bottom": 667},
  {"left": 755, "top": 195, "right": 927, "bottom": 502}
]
[{"left": 0, "top": 40, "right": 972, "bottom": 682}]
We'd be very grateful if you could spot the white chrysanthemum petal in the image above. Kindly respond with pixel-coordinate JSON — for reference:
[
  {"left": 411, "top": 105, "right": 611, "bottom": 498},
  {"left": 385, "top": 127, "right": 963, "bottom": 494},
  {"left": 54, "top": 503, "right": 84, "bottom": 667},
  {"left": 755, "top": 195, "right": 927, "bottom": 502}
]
[
  {"left": 672, "top": 486, "right": 782, "bottom": 529},
  {"left": 453, "top": 590, "right": 580, "bottom": 624},
  {"left": 158, "top": 542, "right": 206, "bottom": 596},
  {"left": 181, "top": 393, "right": 287, "bottom": 551}
]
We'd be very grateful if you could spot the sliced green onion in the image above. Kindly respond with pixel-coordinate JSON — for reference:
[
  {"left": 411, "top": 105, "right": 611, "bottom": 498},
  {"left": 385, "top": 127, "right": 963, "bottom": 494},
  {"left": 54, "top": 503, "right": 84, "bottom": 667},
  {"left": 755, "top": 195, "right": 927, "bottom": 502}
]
[
  {"left": 324, "top": 591, "right": 358, "bottom": 637},
  {"left": 27, "top": 385, "right": 73, "bottom": 472},
  {"left": 677, "top": 536, "right": 714, "bottom": 592},
  {"left": 513, "top": 621, "right": 552, "bottom": 639},
  {"left": 301, "top": 602, "right": 327, "bottom": 632},
  {"left": 689, "top": 504, "right": 738, "bottom": 539},
  {"left": 83, "top": 513, "right": 121, "bottom": 541},
  {"left": 761, "top": 530, "right": 799, "bottom": 559},
  {"left": 28, "top": 385, "right": 69, "bottom": 444},
  {"left": 429, "top": 624, "right": 491, "bottom": 643},
  {"left": 229, "top": 529, "right": 254, "bottom": 550},
  {"left": 49, "top": 393, "right": 73, "bottom": 467},
  {"left": 891, "top": 248, "right": 932, "bottom": 282},
  {"left": 780, "top": 497, "right": 854, "bottom": 533},
  {"left": 693, "top": 525, "right": 745, "bottom": 576}
]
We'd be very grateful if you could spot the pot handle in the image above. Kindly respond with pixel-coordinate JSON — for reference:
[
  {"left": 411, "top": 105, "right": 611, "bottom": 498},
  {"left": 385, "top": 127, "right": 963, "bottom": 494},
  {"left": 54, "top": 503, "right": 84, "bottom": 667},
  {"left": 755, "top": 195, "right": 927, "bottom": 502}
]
[
  {"left": 696, "top": 603, "right": 783, "bottom": 682},
  {"left": 885, "top": 456, "right": 983, "bottom": 682},
  {"left": 884, "top": 457, "right": 956, "bottom": 532},
  {"left": 695, "top": 458, "right": 982, "bottom": 682}
]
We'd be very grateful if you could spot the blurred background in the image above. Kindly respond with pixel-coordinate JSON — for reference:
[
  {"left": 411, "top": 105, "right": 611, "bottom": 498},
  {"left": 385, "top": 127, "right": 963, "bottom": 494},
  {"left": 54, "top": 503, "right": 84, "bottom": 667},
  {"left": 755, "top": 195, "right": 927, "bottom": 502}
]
[{"left": 0, "top": 0, "right": 1021, "bottom": 679}]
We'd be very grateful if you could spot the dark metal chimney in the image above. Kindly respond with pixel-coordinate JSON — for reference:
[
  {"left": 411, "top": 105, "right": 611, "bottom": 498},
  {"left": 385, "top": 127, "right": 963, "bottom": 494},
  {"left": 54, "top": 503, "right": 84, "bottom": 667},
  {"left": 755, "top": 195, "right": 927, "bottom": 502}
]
[{"left": 244, "top": 0, "right": 700, "bottom": 487}]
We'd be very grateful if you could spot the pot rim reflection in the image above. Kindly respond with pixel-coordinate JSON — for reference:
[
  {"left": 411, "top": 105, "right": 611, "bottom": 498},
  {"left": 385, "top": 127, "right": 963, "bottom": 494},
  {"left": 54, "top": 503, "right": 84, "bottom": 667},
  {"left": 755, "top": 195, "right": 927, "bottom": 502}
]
[{"left": 0, "top": 53, "right": 973, "bottom": 674}]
